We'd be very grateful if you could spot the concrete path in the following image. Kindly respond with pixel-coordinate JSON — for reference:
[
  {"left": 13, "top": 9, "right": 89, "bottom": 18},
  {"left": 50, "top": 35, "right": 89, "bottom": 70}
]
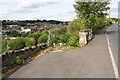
[{"left": 9, "top": 30, "right": 115, "bottom": 78}]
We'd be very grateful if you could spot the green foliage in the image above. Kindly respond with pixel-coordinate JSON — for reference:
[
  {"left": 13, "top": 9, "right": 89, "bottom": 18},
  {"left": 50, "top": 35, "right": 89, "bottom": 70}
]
[
  {"left": 8, "top": 37, "right": 25, "bottom": 50},
  {"left": 67, "top": 19, "right": 87, "bottom": 33},
  {"left": 74, "top": 2, "right": 110, "bottom": 31},
  {"left": 57, "top": 34, "right": 68, "bottom": 43},
  {"left": 38, "top": 34, "right": 48, "bottom": 44},
  {"left": 28, "top": 32, "right": 41, "bottom": 44},
  {"left": 51, "top": 27, "right": 67, "bottom": 35},
  {"left": 50, "top": 29, "right": 60, "bottom": 36},
  {"left": 50, "top": 27, "right": 67, "bottom": 44},
  {"left": 25, "top": 37, "right": 36, "bottom": 47},
  {"left": 2, "top": 20, "right": 67, "bottom": 26},
  {"left": 2, "top": 20, "right": 27, "bottom": 26},
  {"left": 67, "top": 35, "right": 80, "bottom": 47},
  {"left": 41, "top": 30, "right": 49, "bottom": 35},
  {"left": 59, "top": 27, "right": 67, "bottom": 34},
  {"left": 2, "top": 39, "right": 7, "bottom": 53},
  {"left": 15, "top": 56, "right": 23, "bottom": 65},
  {"left": 6, "top": 30, "right": 21, "bottom": 37},
  {"left": 52, "top": 34, "right": 68, "bottom": 44}
]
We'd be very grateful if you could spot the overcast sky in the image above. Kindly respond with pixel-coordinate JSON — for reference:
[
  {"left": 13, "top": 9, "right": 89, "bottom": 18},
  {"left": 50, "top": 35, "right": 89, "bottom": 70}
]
[{"left": 0, "top": 0, "right": 119, "bottom": 21}]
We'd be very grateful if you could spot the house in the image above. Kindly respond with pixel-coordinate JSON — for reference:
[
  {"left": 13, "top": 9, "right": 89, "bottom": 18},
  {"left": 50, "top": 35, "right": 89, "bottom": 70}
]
[{"left": 20, "top": 28, "right": 31, "bottom": 34}]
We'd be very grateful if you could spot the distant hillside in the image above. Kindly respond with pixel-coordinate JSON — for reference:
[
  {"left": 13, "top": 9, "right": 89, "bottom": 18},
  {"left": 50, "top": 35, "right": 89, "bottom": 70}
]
[{"left": 2, "top": 20, "right": 69, "bottom": 26}]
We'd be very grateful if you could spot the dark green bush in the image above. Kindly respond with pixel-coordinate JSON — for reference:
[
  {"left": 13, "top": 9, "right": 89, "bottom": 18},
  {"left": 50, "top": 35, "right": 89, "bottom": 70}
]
[
  {"left": 28, "top": 32, "right": 41, "bottom": 44},
  {"left": 25, "top": 37, "right": 36, "bottom": 47},
  {"left": 38, "top": 34, "right": 48, "bottom": 44},
  {"left": 67, "top": 35, "right": 80, "bottom": 47},
  {"left": 1, "top": 39, "right": 7, "bottom": 53},
  {"left": 8, "top": 37, "right": 25, "bottom": 50},
  {"left": 51, "top": 27, "right": 67, "bottom": 36},
  {"left": 57, "top": 34, "right": 69, "bottom": 43},
  {"left": 41, "top": 30, "right": 49, "bottom": 35}
]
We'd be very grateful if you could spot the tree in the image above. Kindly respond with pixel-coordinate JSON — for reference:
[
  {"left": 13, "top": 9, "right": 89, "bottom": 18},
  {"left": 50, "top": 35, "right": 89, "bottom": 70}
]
[
  {"left": 74, "top": 1, "right": 110, "bottom": 30},
  {"left": 8, "top": 38, "right": 25, "bottom": 50},
  {"left": 38, "top": 34, "right": 48, "bottom": 44},
  {"left": 25, "top": 37, "right": 36, "bottom": 47},
  {"left": 67, "top": 19, "right": 87, "bottom": 33}
]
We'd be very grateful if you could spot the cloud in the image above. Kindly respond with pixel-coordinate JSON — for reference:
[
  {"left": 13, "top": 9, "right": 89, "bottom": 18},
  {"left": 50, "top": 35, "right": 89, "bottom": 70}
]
[
  {"left": 0, "top": 0, "right": 118, "bottom": 20},
  {"left": 109, "top": 0, "right": 119, "bottom": 9},
  {"left": 57, "top": 9, "right": 75, "bottom": 14},
  {"left": 0, "top": 0, "right": 64, "bottom": 19},
  {"left": 26, "top": 8, "right": 75, "bottom": 19}
]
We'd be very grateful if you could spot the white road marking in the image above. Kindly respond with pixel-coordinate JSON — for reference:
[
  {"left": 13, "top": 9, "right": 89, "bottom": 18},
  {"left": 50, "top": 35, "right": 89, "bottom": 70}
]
[{"left": 106, "top": 32, "right": 118, "bottom": 78}]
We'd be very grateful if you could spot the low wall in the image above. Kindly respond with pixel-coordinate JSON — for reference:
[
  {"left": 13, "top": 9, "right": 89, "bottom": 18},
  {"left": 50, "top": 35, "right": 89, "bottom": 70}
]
[{"left": 2, "top": 43, "right": 47, "bottom": 74}]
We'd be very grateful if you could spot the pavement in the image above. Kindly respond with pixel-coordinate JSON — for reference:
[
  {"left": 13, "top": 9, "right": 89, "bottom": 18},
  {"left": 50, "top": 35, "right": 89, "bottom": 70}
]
[{"left": 8, "top": 29, "right": 115, "bottom": 78}]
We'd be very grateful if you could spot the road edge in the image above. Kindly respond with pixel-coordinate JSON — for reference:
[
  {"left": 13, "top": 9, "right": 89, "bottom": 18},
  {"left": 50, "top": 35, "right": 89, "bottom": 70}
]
[{"left": 106, "top": 30, "right": 118, "bottom": 79}]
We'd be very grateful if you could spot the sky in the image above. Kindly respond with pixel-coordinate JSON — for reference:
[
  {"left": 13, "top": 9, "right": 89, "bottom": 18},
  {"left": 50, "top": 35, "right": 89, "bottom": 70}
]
[{"left": 0, "top": 0, "right": 119, "bottom": 21}]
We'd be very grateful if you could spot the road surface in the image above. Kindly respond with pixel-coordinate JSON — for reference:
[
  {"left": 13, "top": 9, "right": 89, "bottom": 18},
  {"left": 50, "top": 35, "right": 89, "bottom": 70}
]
[
  {"left": 107, "top": 23, "right": 118, "bottom": 66},
  {"left": 107, "top": 23, "right": 119, "bottom": 79}
]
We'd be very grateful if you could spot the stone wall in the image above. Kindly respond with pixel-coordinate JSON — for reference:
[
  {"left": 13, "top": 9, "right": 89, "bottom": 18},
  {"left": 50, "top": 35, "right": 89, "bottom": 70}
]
[
  {"left": 2, "top": 43, "right": 47, "bottom": 73},
  {"left": 79, "top": 29, "right": 93, "bottom": 47}
]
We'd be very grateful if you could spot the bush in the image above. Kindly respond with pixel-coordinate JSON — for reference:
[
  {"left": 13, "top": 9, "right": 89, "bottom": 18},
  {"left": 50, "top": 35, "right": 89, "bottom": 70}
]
[
  {"left": 25, "top": 37, "right": 36, "bottom": 47},
  {"left": 67, "top": 35, "right": 80, "bottom": 47},
  {"left": 57, "top": 34, "right": 69, "bottom": 43},
  {"left": 1, "top": 39, "right": 7, "bottom": 53},
  {"left": 28, "top": 32, "right": 41, "bottom": 44},
  {"left": 38, "top": 34, "right": 48, "bottom": 44},
  {"left": 41, "top": 30, "right": 49, "bottom": 35},
  {"left": 51, "top": 27, "right": 67, "bottom": 36},
  {"left": 59, "top": 27, "right": 67, "bottom": 34},
  {"left": 8, "top": 37, "right": 25, "bottom": 50}
]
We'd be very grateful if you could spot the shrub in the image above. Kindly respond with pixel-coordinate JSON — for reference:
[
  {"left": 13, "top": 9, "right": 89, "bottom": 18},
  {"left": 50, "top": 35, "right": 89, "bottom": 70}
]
[
  {"left": 38, "top": 34, "right": 48, "bottom": 44},
  {"left": 57, "top": 34, "right": 69, "bottom": 43},
  {"left": 59, "top": 27, "right": 67, "bottom": 34},
  {"left": 67, "top": 35, "right": 80, "bottom": 47},
  {"left": 15, "top": 56, "right": 23, "bottom": 65},
  {"left": 8, "top": 37, "right": 25, "bottom": 50},
  {"left": 51, "top": 28, "right": 60, "bottom": 34},
  {"left": 51, "top": 27, "right": 67, "bottom": 36},
  {"left": 25, "top": 37, "right": 36, "bottom": 47},
  {"left": 1, "top": 39, "right": 7, "bottom": 53},
  {"left": 41, "top": 30, "right": 49, "bottom": 35},
  {"left": 28, "top": 32, "right": 41, "bottom": 44}
]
